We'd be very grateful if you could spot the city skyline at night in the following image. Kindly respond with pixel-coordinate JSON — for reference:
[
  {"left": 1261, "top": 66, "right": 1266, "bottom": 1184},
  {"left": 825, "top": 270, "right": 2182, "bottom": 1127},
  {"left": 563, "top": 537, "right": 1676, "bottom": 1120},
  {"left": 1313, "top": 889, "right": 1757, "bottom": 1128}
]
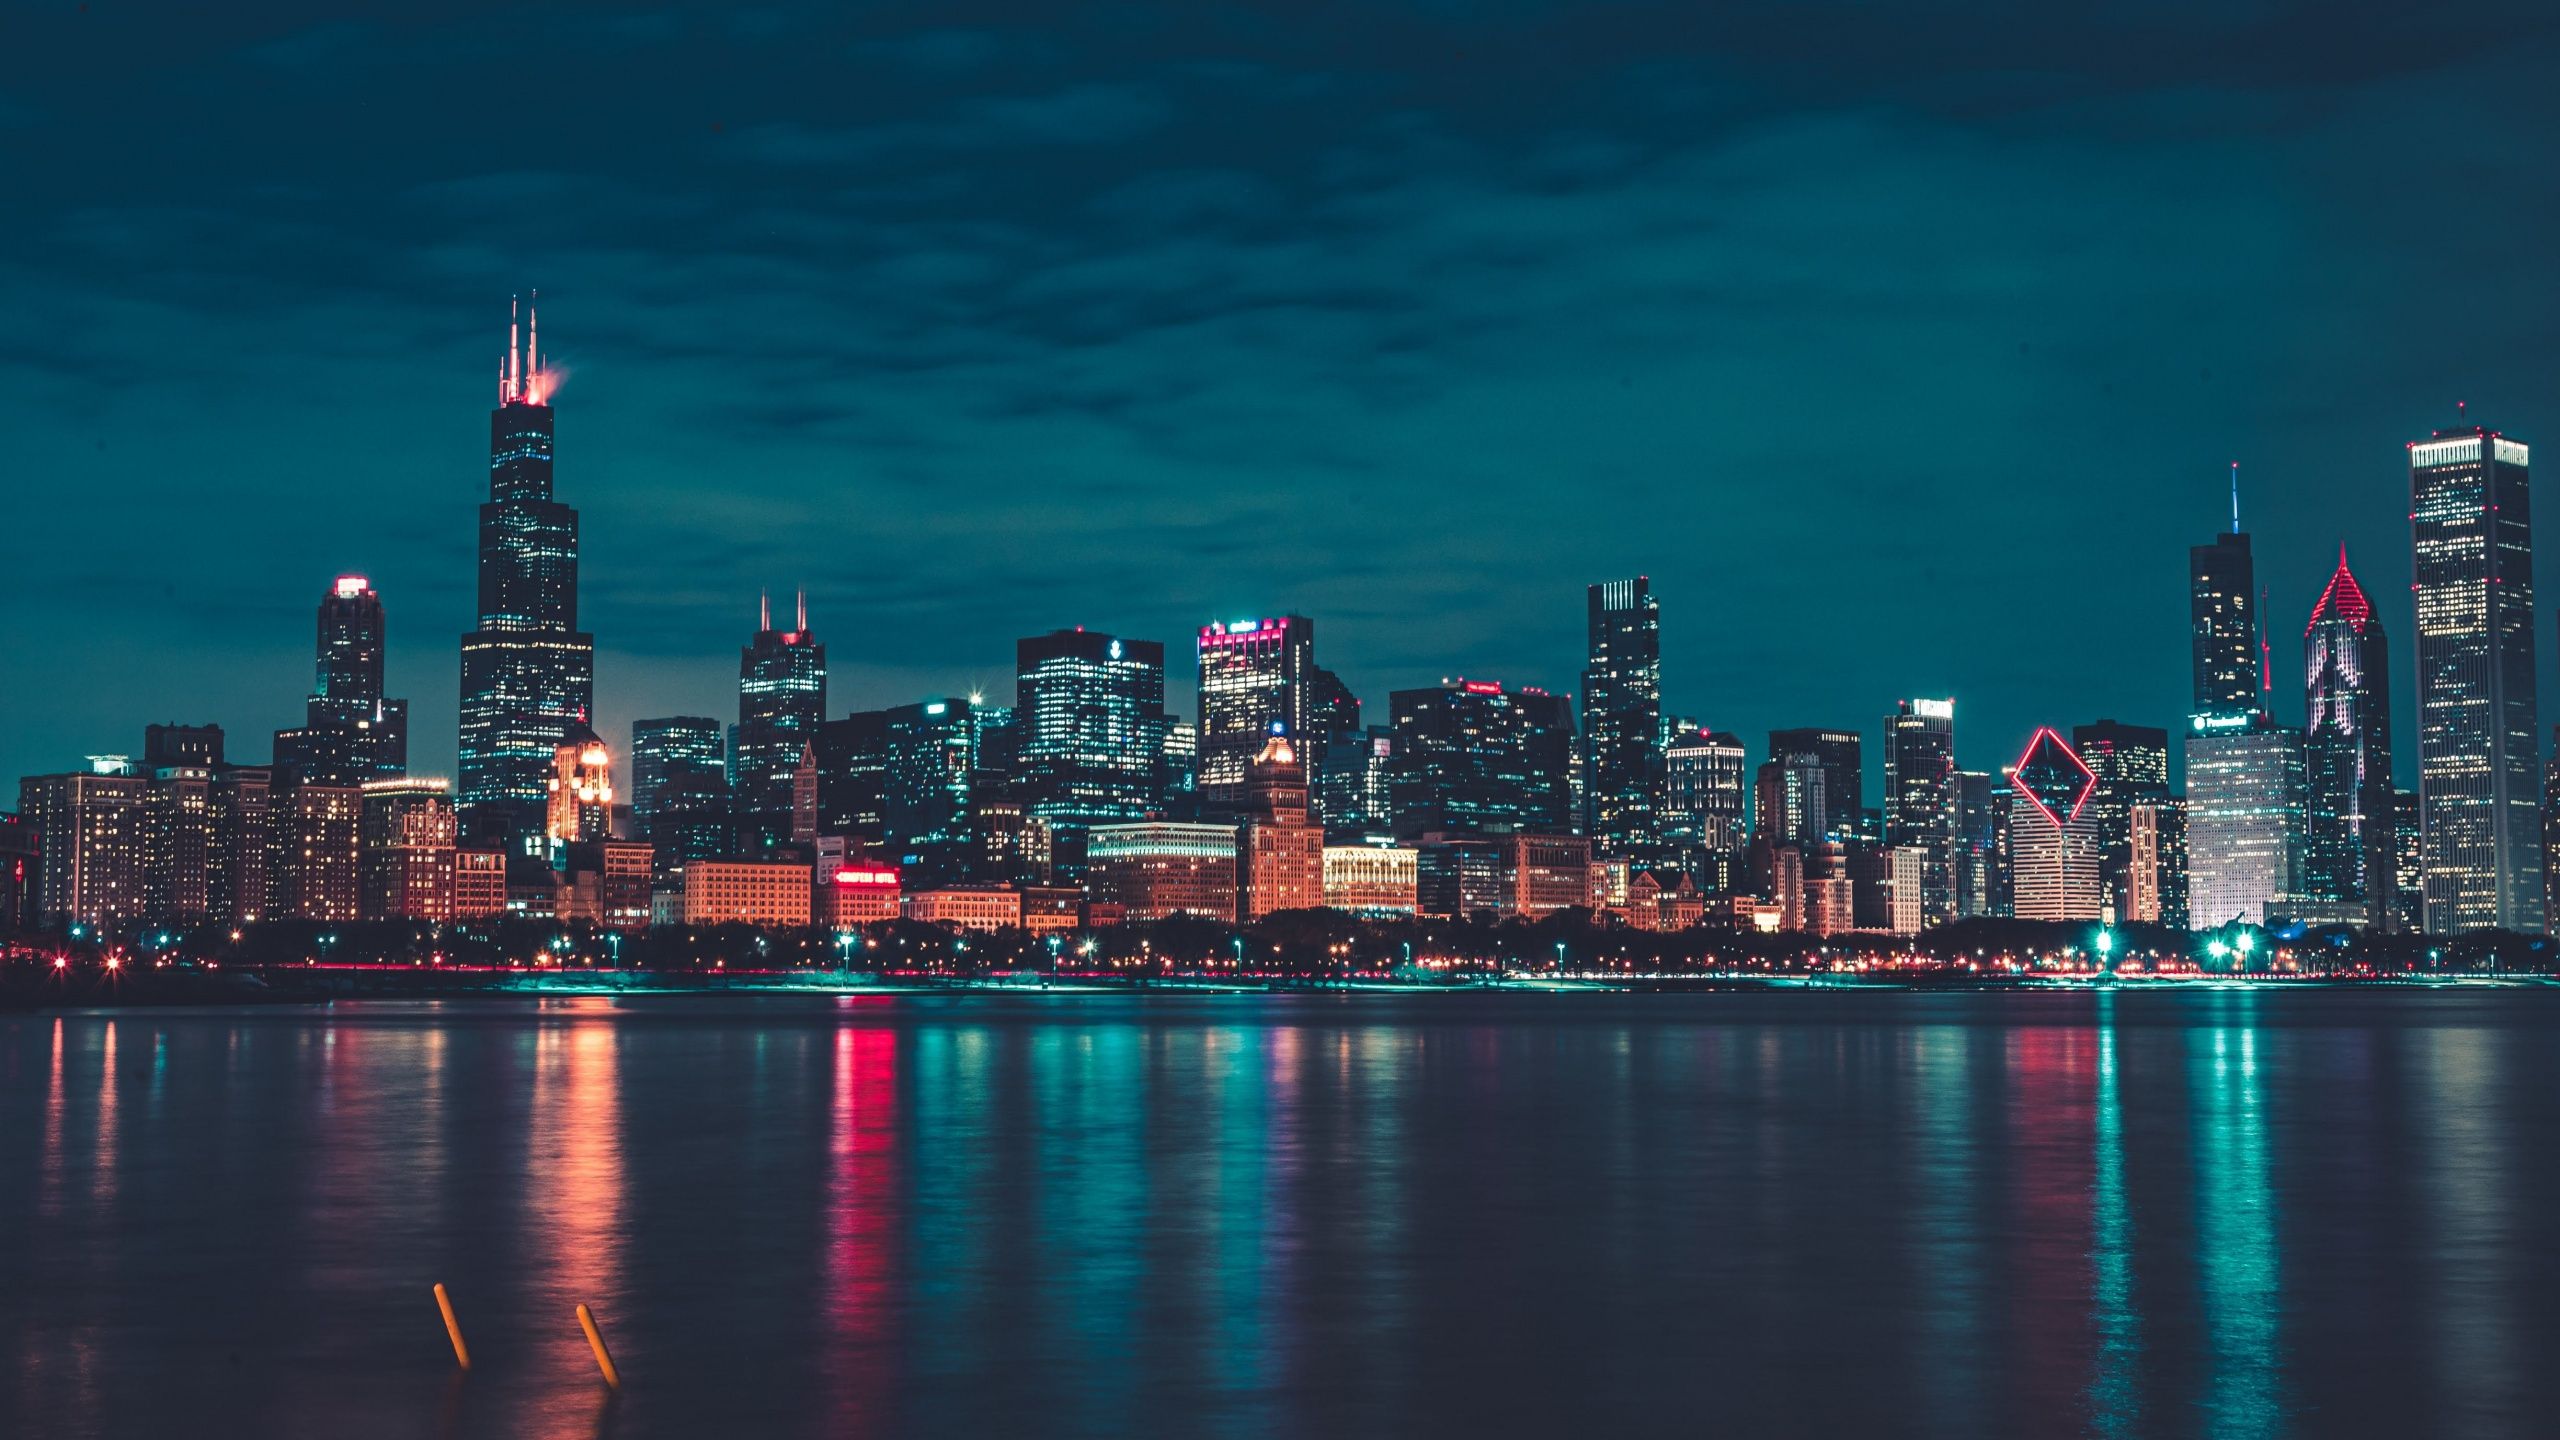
[{"left": 10, "top": 5, "right": 2560, "bottom": 806}]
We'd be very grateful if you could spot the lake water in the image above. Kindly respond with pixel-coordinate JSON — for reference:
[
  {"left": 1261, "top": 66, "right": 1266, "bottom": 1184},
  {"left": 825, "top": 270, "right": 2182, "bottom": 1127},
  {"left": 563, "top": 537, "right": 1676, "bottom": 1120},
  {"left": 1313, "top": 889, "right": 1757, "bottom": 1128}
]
[{"left": 3, "top": 989, "right": 2557, "bottom": 1438}]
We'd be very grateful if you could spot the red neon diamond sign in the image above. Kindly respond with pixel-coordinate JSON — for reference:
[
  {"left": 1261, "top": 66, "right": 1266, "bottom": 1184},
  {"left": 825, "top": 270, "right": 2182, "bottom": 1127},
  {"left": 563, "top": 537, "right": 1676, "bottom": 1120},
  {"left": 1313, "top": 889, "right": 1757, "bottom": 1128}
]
[{"left": 2011, "top": 727, "right": 2096, "bottom": 827}]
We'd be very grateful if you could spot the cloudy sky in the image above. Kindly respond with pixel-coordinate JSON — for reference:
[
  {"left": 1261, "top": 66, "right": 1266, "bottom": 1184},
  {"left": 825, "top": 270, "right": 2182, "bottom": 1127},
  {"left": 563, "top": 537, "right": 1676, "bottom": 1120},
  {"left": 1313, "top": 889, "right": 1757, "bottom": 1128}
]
[{"left": 5, "top": 1, "right": 2557, "bottom": 790}]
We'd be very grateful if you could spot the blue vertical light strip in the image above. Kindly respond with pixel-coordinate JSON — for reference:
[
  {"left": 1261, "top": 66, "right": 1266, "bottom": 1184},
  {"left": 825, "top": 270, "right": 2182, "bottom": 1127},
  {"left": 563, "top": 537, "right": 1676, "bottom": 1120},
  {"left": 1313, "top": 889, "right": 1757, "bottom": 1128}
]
[
  {"left": 2086, "top": 994, "right": 2141, "bottom": 1436},
  {"left": 2194, "top": 994, "right": 2283, "bottom": 1438}
]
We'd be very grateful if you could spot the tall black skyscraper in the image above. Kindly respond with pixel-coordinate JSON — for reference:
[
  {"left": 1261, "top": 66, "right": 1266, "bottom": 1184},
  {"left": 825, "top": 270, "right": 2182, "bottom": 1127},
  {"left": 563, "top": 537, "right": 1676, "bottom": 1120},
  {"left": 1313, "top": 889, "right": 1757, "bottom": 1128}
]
[
  {"left": 273, "top": 575, "right": 407, "bottom": 785},
  {"left": 735, "top": 594, "right": 826, "bottom": 854},
  {"left": 1581, "top": 577, "right": 1662, "bottom": 859},
  {"left": 458, "top": 297, "right": 594, "bottom": 848},
  {"left": 2301, "top": 549, "right": 2397, "bottom": 927},
  {"left": 2410, "top": 420, "right": 2540, "bottom": 934},
  {"left": 2191, "top": 522, "right": 2262, "bottom": 719}
]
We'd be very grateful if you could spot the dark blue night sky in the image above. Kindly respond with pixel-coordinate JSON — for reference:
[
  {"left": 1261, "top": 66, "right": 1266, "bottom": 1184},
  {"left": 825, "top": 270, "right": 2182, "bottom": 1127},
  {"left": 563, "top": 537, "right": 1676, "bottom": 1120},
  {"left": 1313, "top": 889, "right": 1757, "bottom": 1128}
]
[{"left": 5, "top": 1, "right": 2556, "bottom": 788}]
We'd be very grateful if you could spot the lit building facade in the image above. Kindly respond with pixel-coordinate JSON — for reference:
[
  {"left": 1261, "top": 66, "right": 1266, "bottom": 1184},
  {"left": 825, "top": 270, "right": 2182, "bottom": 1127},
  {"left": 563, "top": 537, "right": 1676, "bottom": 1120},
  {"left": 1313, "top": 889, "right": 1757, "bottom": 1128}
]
[
  {"left": 1016, "top": 629, "right": 1167, "bottom": 838},
  {"left": 1085, "top": 821, "right": 1239, "bottom": 921},
  {"left": 1317, "top": 727, "right": 1394, "bottom": 839},
  {"left": 902, "top": 886, "right": 1024, "bottom": 933},
  {"left": 1322, "top": 844, "right": 1418, "bottom": 917},
  {"left": 361, "top": 778, "right": 457, "bottom": 923},
  {"left": 1386, "top": 680, "right": 1574, "bottom": 840},
  {"left": 267, "top": 781, "right": 363, "bottom": 923},
  {"left": 680, "top": 861, "right": 814, "bottom": 927},
  {"left": 2073, "top": 720, "right": 2172, "bottom": 925},
  {"left": 736, "top": 597, "right": 825, "bottom": 854},
  {"left": 633, "top": 716, "right": 730, "bottom": 882},
  {"left": 1883, "top": 699, "right": 1957, "bottom": 923},
  {"left": 2184, "top": 716, "right": 2304, "bottom": 928},
  {"left": 1581, "top": 577, "right": 1662, "bottom": 859},
  {"left": 1660, "top": 728, "right": 1747, "bottom": 865},
  {"left": 1239, "top": 731, "right": 1323, "bottom": 918},
  {"left": 459, "top": 299, "right": 595, "bottom": 849},
  {"left": 1767, "top": 728, "right": 1861, "bottom": 842},
  {"left": 2008, "top": 728, "right": 2104, "bottom": 921},
  {"left": 2300, "top": 550, "right": 2397, "bottom": 928},
  {"left": 2409, "top": 423, "right": 2540, "bottom": 933},
  {"left": 884, "top": 698, "right": 979, "bottom": 883},
  {"left": 274, "top": 576, "right": 408, "bottom": 786},
  {"left": 1196, "top": 616, "right": 1357, "bottom": 809},
  {"left": 18, "top": 764, "right": 148, "bottom": 929}
]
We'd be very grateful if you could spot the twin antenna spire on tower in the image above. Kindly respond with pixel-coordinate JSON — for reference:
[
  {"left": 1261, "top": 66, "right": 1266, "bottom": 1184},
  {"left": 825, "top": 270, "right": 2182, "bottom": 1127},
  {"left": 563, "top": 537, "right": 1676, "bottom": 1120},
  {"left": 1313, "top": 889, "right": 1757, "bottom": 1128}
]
[
  {"left": 499, "top": 291, "right": 543, "bottom": 405},
  {"left": 758, "top": 591, "right": 809, "bottom": 635}
]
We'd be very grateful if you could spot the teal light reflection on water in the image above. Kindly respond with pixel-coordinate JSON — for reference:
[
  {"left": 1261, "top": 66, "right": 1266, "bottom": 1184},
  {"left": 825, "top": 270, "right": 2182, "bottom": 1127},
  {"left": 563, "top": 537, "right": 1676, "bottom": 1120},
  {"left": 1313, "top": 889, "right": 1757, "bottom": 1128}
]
[{"left": 2195, "top": 994, "right": 2283, "bottom": 1438}]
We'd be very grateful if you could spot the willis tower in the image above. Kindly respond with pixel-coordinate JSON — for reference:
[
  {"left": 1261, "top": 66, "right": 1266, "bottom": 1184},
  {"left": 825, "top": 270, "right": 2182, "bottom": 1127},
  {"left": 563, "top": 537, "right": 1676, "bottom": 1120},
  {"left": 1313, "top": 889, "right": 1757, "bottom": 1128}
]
[{"left": 458, "top": 296, "right": 595, "bottom": 849}]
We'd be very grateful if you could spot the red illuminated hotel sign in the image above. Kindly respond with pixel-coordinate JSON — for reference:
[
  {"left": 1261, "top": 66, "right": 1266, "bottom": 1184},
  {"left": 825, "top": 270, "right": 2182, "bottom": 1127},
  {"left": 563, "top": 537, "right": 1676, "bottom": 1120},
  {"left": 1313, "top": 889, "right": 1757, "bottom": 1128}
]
[{"left": 833, "top": 866, "right": 899, "bottom": 889}]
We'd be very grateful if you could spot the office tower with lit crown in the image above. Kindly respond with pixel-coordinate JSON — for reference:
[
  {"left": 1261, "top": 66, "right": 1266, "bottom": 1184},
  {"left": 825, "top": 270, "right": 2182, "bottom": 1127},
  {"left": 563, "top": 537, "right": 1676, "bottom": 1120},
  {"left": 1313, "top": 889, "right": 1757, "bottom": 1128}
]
[
  {"left": 273, "top": 577, "right": 408, "bottom": 785},
  {"left": 1239, "top": 729, "right": 1324, "bottom": 918},
  {"left": 1581, "top": 577, "right": 1662, "bottom": 859},
  {"left": 1884, "top": 699, "right": 1957, "bottom": 923},
  {"left": 1386, "top": 679, "right": 1575, "bottom": 840},
  {"left": 2301, "top": 549, "right": 2398, "bottom": 928},
  {"left": 2410, "top": 419, "right": 2541, "bottom": 933},
  {"left": 2008, "top": 728, "right": 2104, "bottom": 921},
  {"left": 735, "top": 596, "right": 826, "bottom": 854},
  {"left": 1196, "top": 616, "right": 1357, "bottom": 809},
  {"left": 1660, "top": 727, "right": 1747, "bottom": 887},
  {"left": 1015, "top": 629, "right": 1166, "bottom": 840},
  {"left": 459, "top": 297, "right": 595, "bottom": 850},
  {"left": 2073, "top": 720, "right": 2172, "bottom": 921}
]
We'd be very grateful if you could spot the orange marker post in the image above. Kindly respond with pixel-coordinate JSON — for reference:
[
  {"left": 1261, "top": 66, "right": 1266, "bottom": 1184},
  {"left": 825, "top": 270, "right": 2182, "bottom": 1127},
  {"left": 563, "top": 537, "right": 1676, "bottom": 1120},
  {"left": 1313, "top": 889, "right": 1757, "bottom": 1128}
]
[
  {"left": 576, "top": 1303, "right": 621, "bottom": 1389},
  {"left": 433, "top": 1283, "right": 471, "bottom": 1370}
]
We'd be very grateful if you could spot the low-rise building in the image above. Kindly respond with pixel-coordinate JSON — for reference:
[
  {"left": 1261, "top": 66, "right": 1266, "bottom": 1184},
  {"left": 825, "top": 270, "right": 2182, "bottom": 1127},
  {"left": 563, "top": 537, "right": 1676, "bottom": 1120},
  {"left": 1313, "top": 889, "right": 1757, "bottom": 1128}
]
[
  {"left": 682, "top": 861, "right": 814, "bottom": 927},
  {"left": 903, "top": 886, "right": 1023, "bottom": 932},
  {"left": 1322, "top": 844, "right": 1418, "bottom": 917}
]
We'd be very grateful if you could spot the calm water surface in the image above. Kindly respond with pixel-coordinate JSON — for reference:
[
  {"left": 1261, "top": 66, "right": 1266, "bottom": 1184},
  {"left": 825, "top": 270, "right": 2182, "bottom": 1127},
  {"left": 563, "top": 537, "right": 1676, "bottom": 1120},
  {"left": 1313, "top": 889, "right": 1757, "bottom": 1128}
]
[{"left": 3, "top": 989, "right": 2558, "bottom": 1438}]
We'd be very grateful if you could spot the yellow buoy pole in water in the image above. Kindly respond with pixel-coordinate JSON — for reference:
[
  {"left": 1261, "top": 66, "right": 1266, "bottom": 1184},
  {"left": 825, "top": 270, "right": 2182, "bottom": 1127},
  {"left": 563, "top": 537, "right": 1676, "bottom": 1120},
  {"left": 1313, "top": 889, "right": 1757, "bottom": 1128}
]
[
  {"left": 577, "top": 1303, "right": 621, "bottom": 1389},
  {"left": 433, "top": 1283, "right": 470, "bottom": 1369}
]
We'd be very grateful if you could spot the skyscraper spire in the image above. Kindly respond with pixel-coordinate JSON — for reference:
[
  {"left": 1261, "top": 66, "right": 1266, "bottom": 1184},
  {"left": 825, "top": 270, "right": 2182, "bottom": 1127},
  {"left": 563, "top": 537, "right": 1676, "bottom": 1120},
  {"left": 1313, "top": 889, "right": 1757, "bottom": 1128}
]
[
  {"left": 507, "top": 294, "right": 521, "bottom": 403},
  {"left": 796, "top": 589, "right": 806, "bottom": 634},
  {"left": 760, "top": 590, "right": 771, "bottom": 632},
  {"left": 526, "top": 290, "right": 539, "bottom": 403},
  {"left": 2230, "top": 461, "right": 2241, "bottom": 535}
]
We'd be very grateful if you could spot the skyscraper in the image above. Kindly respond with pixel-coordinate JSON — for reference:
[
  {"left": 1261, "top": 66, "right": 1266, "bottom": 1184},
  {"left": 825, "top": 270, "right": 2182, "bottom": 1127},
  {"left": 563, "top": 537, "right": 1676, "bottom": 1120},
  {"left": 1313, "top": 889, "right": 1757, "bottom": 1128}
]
[
  {"left": 1239, "top": 729, "right": 1323, "bottom": 919},
  {"left": 1581, "top": 577, "right": 1662, "bottom": 859},
  {"left": 459, "top": 296, "right": 595, "bottom": 849},
  {"left": 2191, "top": 525, "right": 2261, "bottom": 717},
  {"left": 273, "top": 576, "right": 407, "bottom": 785},
  {"left": 631, "top": 716, "right": 729, "bottom": 884},
  {"left": 735, "top": 595, "right": 825, "bottom": 854},
  {"left": 884, "top": 697, "right": 980, "bottom": 884},
  {"left": 1766, "top": 728, "right": 1862, "bottom": 842},
  {"left": 1195, "top": 616, "right": 1356, "bottom": 809},
  {"left": 2073, "top": 720, "right": 2171, "bottom": 922},
  {"left": 2185, "top": 486, "right": 2296, "bottom": 930},
  {"left": 1015, "top": 629, "right": 1166, "bottom": 840},
  {"left": 2410, "top": 420, "right": 2541, "bottom": 933},
  {"left": 1386, "top": 679, "right": 1575, "bottom": 840},
  {"left": 1883, "top": 699, "right": 1956, "bottom": 923},
  {"left": 2184, "top": 716, "right": 2304, "bottom": 928},
  {"left": 2300, "top": 549, "right": 2397, "bottom": 928},
  {"left": 1660, "top": 727, "right": 1747, "bottom": 885},
  {"left": 2008, "top": 728, "right": 2103, "bottom": 922}
]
